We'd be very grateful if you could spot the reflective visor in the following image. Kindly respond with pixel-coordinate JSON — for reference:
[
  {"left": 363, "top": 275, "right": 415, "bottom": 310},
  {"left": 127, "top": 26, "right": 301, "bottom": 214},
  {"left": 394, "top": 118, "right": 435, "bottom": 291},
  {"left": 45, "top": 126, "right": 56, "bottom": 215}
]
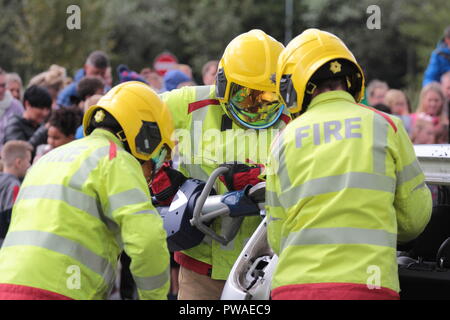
[{"left": 229, "top": 84, "right": 283, "bottom": 128}]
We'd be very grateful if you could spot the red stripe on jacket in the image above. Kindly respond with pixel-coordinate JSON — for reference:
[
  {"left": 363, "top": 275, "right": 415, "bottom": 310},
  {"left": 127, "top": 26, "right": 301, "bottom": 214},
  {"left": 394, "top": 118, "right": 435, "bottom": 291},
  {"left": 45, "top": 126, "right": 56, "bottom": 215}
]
[
  {"left": 271, "top": 282, "right": 399, "bottom": 300},
  {"left": 0, "top": 284, "right": 73, "bottom": 300},
  {"left": 109, "top": 141, "right": 117, "bottom": 160},
  {"left": 280, "top": 113, "right": 291, "bottom": 125},
  {"left": 188, "top": 99, "right": 220, "bottom": 114}
]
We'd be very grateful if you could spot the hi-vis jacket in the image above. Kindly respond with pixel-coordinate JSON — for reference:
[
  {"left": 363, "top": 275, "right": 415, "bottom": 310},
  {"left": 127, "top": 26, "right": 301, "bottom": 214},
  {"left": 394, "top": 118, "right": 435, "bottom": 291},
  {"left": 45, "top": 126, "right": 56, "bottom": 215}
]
[
  {"left": 0, "top": 129, "right": 170, "bottom": 300},
  {"left": 266, "top": 91, "right": 432, "bottom": 299},
  {"left": 161, "top": 85, "right": 290, "bottom": 280}
]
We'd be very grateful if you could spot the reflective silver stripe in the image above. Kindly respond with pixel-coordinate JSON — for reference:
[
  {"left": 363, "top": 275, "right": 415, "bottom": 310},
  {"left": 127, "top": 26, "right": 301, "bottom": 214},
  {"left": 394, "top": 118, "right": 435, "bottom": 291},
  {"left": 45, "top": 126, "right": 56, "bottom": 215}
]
[
  {"left": 274, "top": 132, "right": 292, "bottom": 193},
  {"left": 279, "top": 172, "right": 395, "bottom": 208},
  {"left": 397, "top": 159, "right": 423, "bottom": 186},
  {"left": 281, "top": 227, "right": 397, "bottom": 251},
  {"left": 372, "top": 113, "right": 389, "bottom": 174},
  {"left": 16, "top": 184, "right": 100, "bottom": 220},
  {"left": 413, "top": 182, "right": 426, "bottom": 191},
  {"left": 266, "top": 190, "right": 283, "bottom": 208},
  {"left": 3, "top": 230, "right": 115, "bottom": 284},
  {"left": 190, "top": 86, "right": 214, "bottom": 162},
  {"left": 108, "top": 189, "right": 150, "bottom": 216},
  {"left": 133, "top": 266, "right": 170, "bottom": 291},
  {"left": 69, "top": 146, "right": 110, "bottom": 190},
  {"left": 195, "top": 85, "right": 213, "bottom": 101}
]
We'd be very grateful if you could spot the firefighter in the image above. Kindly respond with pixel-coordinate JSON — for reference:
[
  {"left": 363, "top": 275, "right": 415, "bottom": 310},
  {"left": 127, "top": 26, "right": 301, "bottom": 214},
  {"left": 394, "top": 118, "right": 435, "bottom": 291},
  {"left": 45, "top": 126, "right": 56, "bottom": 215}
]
[
  {"left": 266, "top": 29, "right": 432, "bottom": 300},
  {"left": 155, "top": 29, "right": 290, "bottom": 300},
  {"left": 0, "top": 81, "right": 174, "bottom": 300}
]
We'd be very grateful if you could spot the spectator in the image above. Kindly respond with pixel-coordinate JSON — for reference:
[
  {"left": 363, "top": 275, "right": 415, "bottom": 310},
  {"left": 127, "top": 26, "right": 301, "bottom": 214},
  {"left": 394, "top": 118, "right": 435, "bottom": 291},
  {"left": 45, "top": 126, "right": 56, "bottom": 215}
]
[
  {"left": 177, "top": 64, "right": 193, "bottom": 80},
  {"left": 141, "top": 68, "right": 165, "bottom": 93},
  {"left": 422, "top": 26, "right": 450, "bottom": 86},
  {"left": 28, "top": 65, "right": 67, "bottom": 109},
  {"left": 411, "top": 82, "right": 448, "bottom": 143},
  {"left": 0, "top": 140, "right": 33, "bottom": 246},
  {"left": 441, "top": 71, "right": 450, "bottom": 101},
  {"left": 384, "top": 89, "right": 411, "bottom": 115},
  {"left": 34, "top": 107, "right": 82, "bottom": 162},
  {"left": 75, "top": 94, "right": 103, "bottom": 140},
  {"left": 202, "top": 60, "right": 219, "bottom": 85},
  {"left": 410, "top": 114, "right": 436, "bottom": 144},
  {"left": 384, "top": 89, "right": 414, "bottom": 133},
  {"left": 441, "top": 71, "right": 450, "bottom": 142},
  {"left": 104, "top": 66, "right": 113, "bottom": 89},
  {"left": 0, "top": 68, "right": 24, "bottom": 153},
  {"left": 414, "top": 82, "right": 446, "bottom": 125},
  {"left": 6, "top": 73, "right": 23, "bottom": 101},
  {"left": 56, "top": 50, "right": 109, "bottom": 107},
  {"left": 366, "top": 79, "right": 389, "bottom": 106},
  {"left": 117, "top": 65, "right": 148, "bottom": 84},
  {"left": 3, "top": 85, "right": 52, "bottom": 150},
  {"left": 163, "top": 69, "right": 190, "bottom": 92},
  {"left": 76, "top": 76, "right": 105, "bottom": 107}
]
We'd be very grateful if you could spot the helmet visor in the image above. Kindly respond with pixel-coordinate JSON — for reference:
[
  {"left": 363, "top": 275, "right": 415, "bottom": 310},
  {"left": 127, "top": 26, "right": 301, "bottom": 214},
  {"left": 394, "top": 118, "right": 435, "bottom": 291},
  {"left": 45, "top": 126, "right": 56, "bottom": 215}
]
[{"left": 229, "top": 84, "right": 283, "bottom": 128}]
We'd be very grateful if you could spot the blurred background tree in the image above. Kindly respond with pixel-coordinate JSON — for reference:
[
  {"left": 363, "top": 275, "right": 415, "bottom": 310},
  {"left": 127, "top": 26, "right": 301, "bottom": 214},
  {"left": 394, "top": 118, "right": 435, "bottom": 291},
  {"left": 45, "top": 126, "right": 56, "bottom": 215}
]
[{"left": 0, "top": 0, "right": 449, "bottom": 104}]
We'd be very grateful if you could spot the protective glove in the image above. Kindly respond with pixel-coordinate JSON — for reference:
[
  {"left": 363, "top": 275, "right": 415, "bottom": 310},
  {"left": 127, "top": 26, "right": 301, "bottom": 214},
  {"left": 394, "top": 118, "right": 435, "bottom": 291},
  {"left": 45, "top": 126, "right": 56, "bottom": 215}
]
[
  {"left": 219, "top": 161, "right": 264, "bottom": 191},
  {"left": 150, "top": 162, "right": 187, "bottom": 206}
]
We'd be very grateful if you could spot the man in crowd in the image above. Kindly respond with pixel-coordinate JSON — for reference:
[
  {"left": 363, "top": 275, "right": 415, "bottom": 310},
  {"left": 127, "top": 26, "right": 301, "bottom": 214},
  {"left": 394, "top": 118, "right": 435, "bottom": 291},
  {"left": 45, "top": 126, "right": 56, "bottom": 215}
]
[{"left": 57, "top": 50, "right": 109, "bottom": 107}]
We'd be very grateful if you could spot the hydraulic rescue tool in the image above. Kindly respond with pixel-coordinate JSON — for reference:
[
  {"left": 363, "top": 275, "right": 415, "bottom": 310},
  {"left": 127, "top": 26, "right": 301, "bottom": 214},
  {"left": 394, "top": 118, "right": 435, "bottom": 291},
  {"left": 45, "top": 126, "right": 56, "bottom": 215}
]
[{"left": 157, "top": 166, "right": 266, "bottom": 252}]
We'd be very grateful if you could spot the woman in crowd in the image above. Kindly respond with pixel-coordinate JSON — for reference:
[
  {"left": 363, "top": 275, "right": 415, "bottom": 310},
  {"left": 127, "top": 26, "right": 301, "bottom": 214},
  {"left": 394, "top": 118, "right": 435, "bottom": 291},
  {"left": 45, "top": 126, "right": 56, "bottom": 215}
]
[
  {"left": 28, "top": 65, "right": 67, "bottom": 109},
  {"left": 410, "top": 82, "right": 448, "bottom": 143}
]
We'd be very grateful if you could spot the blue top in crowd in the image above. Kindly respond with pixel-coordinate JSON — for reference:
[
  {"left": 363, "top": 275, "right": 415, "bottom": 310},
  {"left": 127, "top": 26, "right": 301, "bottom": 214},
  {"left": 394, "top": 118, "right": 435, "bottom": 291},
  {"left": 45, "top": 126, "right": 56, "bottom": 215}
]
[{"left": 422, "top": 40, "right": 450, "bottom": 86}]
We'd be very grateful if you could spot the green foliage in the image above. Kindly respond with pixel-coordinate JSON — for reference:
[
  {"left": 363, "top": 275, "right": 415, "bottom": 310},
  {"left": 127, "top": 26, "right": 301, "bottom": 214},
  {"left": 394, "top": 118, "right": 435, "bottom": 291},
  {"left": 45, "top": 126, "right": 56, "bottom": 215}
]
[
  {"left": 0, "top": 0, "right": 448, "bottom": 92},
  {"left": 13, "top": 0, "right": 113, "bottom": 82}
]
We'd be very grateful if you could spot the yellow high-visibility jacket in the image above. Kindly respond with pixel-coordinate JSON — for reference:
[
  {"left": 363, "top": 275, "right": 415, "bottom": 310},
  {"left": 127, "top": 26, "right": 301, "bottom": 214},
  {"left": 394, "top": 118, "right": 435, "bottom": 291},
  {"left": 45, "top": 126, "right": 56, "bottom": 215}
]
[
  {"left": 0, "top": 129, "right": 170, "bottom": 300},
  {"left": 161, "top": 85, "right": 290, "bottom": 280},
  {"left": 266, "top": 91, "right": 432, "bottom": 298}
]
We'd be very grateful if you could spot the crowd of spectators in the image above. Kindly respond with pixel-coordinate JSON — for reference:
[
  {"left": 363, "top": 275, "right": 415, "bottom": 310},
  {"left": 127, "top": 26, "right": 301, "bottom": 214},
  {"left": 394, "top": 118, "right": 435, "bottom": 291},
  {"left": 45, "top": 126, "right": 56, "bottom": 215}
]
[{"left": 0, "top": 25, "right": 449, "bottom": 299}]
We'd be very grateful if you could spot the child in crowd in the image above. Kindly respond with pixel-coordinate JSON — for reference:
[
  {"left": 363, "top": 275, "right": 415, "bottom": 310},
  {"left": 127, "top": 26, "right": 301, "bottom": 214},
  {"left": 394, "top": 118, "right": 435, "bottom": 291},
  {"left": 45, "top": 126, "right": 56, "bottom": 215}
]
[{"left": 0, "top": 140, "right": 33, "bottom": 246}]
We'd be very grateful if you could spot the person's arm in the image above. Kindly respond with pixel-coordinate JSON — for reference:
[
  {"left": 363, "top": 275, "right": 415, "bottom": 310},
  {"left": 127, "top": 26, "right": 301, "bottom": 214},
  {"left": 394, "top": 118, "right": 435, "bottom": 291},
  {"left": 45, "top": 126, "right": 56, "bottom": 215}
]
[
  {"left": 159, "top": 87, "right": 191, "bottom": 130},
  {"left": 3, "top": 117, "right": 26, "bottom": 143},
  {"left": 392, "top": 121, "right": 432, "bottom": 243},
  {"left": 28, "top": 125, "right": 48, "bottom": 149},
  {"left": 100, "top": 148, "right": 170, "bottom": 300},
  {"left": 422, "top": 51, "right": 443, "bottom": 86}
]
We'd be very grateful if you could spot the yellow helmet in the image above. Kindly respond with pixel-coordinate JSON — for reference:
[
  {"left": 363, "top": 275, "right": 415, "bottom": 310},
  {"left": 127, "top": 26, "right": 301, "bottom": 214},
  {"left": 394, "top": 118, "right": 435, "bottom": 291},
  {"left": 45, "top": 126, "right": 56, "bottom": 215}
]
[
  {"left": 276, "top": 28, "right": 365, "bottom": 114},
  {"left": 215, "top": 29, "right": 285, "bottom": 129},
  {"left": 83, "top": 81, "right": 175, "bottom": 162}
]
